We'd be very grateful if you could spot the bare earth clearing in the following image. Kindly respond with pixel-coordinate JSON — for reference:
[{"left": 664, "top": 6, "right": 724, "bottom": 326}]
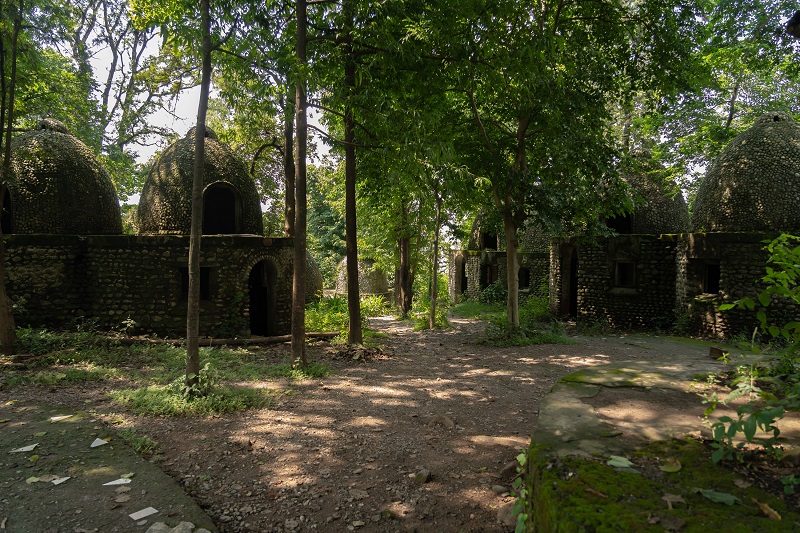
[{"left": 3, "top": 316, "right": 689, "bottom": 532}]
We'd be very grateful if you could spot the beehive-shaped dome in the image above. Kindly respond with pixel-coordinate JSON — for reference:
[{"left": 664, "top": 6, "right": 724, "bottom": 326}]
[
  {"left": 691, "top": 112, "right": 800, "bottom": 233},
  {"left": 137, "top": 128, "right": 263, "bottom": 235},
  {"left": 8, "top": 119, "right": 122, "bottom": 234},
  {"left": 618, "top": 170, "right": 689, "bottom": 234},
  {"left": 336, "top": 258, "right": 389, "bottom": 296}
]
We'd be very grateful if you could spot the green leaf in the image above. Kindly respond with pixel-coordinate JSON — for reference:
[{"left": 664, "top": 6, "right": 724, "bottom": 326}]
[
  {"left": 718, "top": 303, "right": 736, "bottom": 311},
  {"left": 692, "top": 487, "right": 740, "bottom": 506}
]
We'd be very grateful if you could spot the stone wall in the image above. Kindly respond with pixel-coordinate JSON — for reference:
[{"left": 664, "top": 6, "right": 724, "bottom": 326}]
[
  {"left": 5, "top": 235, "right": 293, "bottom": 337},
  {"left": 680, "top": 233, "right": 794, "bottom": 338},
  {"left": 575, "top": 235, "right": 681, "bottom": 329}
]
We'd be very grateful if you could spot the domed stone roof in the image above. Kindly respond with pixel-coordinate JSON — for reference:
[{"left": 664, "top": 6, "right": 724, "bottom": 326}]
[
  {"left": 336, "top": 258, "right": 389, "bottom": 296},
  {"left": 137, "top": 128, "right": 263, "bottom": 235},
  {"left": 691, "top": 112, "right": 800, "bottom": 233},
  {"left": 620, "top": 169, "right": 689, "bottom": 234},
  {"left": 8, "top": 119, "right": 122, "bottom": 234}
]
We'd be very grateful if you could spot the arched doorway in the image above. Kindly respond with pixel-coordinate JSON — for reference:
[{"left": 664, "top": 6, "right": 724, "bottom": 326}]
[
  {"left": 203, "top": 183, "right": 240, "bottom": 235},
  {"left": 1, "top": 185, "right": 12, "bottom": 234},
  {"left": 248, "top": 260, "right": 277, "bottom": 336},
  {"left": 559, "top": 245, "right": 579, "bottom": 318}
]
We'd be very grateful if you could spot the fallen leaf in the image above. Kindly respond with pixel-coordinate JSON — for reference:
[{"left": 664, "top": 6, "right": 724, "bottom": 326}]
[
  {"left": 9, "top": 443, "right": 38, "bottom": 453},
  {"left": 120, "top": 472, "right": 135, "bottom": 479},
  {"left": 662, "top": 493, "right": 686, "bottom": 510},
  {"left": 607, "top": 455, "right": 634, "bottom": 468},
  {"left": 49, "top": 415, "right": 72, "bottom": 423},
  {"left": 659, "top": 459, "right": 682, "bottom": 473},
  {"left": 128, "top": 507, "right": 158, "bottom": 521},
  {"left": 33, "top": 432, "right": 46, "bottom": 437},
  {"left": 0, "top": 419, "right": 10, "bottom": 423},
  {"left": 90, "top": 438, "right": 108, "bottom": 448},
  {"left": 25, "top": 476, "right": 39, "bottom": 484},
  {"left": 733, "top": 479, "right": 752, "bottom": 489},
  {"left": 38, "top": 474, "right": 58, "bottom": 482},
  {"left": 115, "top": 486, "right": 131, "bottom": 494},
  {"left": 103, "top": 478, "right": 132, "bottom": 486},
  {"left": 692, "top": 487, "right": 740, "bottom": 506},
  {"left": 115, "top": 494, "right": 131, "bottom": 503},
  {"left": 753, "top": 498, "right": 781, "bottom": 520},
  {"left": 51, "top": 477, "right": 70, "bottom": 485},
  {"left": 28, "top": 454, "right": 39, "bottom": 463}
]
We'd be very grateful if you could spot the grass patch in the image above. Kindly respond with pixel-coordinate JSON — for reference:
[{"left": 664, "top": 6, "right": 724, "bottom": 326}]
[
  {"left": 109, "top": 384, "right": 277, "bottom": 416},
  {"left": 116, "top": 428, "right": 159, "bottom": 456},
  {"left": 4, "top": 327, "right": 333, "bottom": 417},
  {"left": 485, "top": 322, "right": 576, "bottom": 347}
]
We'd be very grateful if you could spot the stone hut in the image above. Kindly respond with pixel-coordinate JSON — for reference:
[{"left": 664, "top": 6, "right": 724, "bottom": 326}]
[
  {"left": 680, "top": 111, "right": 800, "bottom": 336},
  {"left": 550, "top": 162, "right": 690, "bottom": 323},
  {"left": 449, "top": 215, "right": 551, "bottom": 303},
  {"left": 5, "top": 124, "right": 295, "bottom": 338},
  {"left": 547, "top": 112, "right": 800, "bottom": 336}
]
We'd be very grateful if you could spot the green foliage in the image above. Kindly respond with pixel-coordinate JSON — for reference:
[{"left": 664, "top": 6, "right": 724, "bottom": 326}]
[
  {"left": 711, "top": 234, "right": 800, "bottom": 463},
  {"left": 305, "top": 295, "right": 387, "bottom": 335},
  {"left": 478, "top": 279, "right": 507, "bottom": 305}
]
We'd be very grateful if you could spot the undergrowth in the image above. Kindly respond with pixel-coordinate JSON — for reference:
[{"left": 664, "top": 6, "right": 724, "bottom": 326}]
[{"left": 2, "top": 327, "right": 332, "bottom": 417}]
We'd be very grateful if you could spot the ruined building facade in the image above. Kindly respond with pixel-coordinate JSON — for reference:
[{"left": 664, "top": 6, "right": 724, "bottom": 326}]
[{"left": 4, "top": 121, "right": 312, "bottom": 337}]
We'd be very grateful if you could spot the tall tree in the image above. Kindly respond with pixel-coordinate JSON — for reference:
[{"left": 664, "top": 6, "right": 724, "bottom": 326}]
[
  {"left": 0, "top": 0, "right": 23, "bottom": 355},
  {"left": 292, "top": 0, "right": 308, "bottom": 366}
]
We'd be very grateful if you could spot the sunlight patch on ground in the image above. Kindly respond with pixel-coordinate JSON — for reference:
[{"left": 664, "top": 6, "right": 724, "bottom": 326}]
[{"left": 346, "top": 416, "right": 388, "bottom": 430}]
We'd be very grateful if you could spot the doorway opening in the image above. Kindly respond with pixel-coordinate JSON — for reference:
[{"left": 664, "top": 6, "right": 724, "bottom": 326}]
[{"left": 249, "top": 260, "right": 277, "bottom": 336}]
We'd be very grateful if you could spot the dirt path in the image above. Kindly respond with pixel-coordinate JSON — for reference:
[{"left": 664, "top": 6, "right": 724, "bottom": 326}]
[{"left": 2, "top": 317, "right": 686, "bottom": 532}]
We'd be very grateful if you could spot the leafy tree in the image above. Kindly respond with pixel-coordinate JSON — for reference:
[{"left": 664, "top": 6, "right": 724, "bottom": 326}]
[
  {"left": 639, "top": 1, "right": 800, "bottom": 196},
  {"left": 399, "top": 0, "right": 701, "bottom": 328}
]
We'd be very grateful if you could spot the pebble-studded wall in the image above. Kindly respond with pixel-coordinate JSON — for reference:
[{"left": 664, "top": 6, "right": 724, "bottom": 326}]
[
  {"left": 575, "top": 235, "right": 681, "bottom": 329},
  {"left": 5, "top": 235, "right": 294, "bottom": 337}
]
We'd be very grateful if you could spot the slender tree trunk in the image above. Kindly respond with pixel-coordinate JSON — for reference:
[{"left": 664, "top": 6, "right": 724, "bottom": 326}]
[
  {"left": 343, "top": 31, "right": 362, "bottom": 344},
  {"left": 292, "top": 0, "right": 308, "bottom": 366},
  {"left": 428, "top": 185, "right": 442, "bottom": 330},
  {"left": 282, "top": 91, "right": 295, "bottom": 237},
  {"left": 397, "top": 198, "right": 412, "bottom": 317},
  {"left": 186, "top": 0, "right": 212, "bottom": 387},
  {"left": 0, "top": 0, "right": 22, "bottom": 355},
  {"left": 503, "top": 212, "right": 519, "bottom": 328},
  {"left": 724, "top": 79, "right": 741, "bottom": 130}
]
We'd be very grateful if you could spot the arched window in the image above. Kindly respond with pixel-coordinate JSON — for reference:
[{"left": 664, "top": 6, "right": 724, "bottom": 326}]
[{"left": 203, "top": 182, "right": 241, "bottom": 234}]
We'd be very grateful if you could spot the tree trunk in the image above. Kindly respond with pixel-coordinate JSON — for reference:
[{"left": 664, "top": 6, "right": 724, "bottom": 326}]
[
  {"left": 282, "top": 91, "right": 295, "bottom": 237},
  {"left": 0, "top": 0, "right": 22, "bottom": 355},
  {"left": 428, "top": 186, "right": 442, "bottom": 330},
  {"left": 344, "top": 32, "right": 362, "bottom": 344},
  {"left": 186, "top": 0, "right": 212, "bottom": 388},
  {"left": 292, "top": 0, "right": 308, "bottom": 366},
  {"left": 503, "top": 212, "right": 519, "bottom": 328},
  {"left": 397, "top": 198, "right": 412, "bottom": 318}
]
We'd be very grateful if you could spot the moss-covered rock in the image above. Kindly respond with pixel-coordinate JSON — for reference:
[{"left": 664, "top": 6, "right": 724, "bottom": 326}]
[{"left": 9, "top": 119, "right": 122, "bottom": 235}]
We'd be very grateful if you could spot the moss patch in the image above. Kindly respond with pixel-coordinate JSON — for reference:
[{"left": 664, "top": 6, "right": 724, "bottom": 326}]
[{"left": 521, "top": 438, "right": 800, "bottom": 532}]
